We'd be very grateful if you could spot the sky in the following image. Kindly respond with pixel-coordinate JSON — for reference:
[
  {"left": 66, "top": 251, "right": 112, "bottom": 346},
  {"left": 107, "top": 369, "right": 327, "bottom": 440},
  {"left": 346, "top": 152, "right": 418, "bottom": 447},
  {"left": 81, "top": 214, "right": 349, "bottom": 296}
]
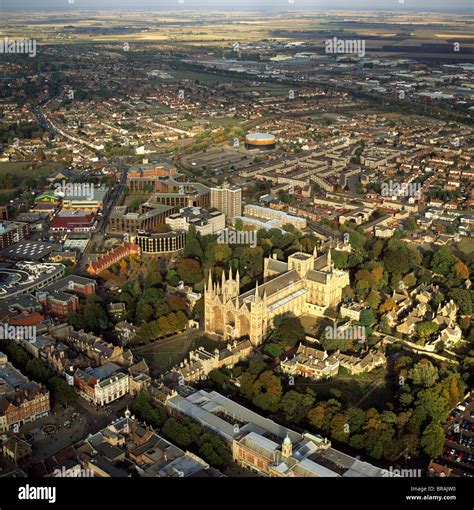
[{"left": 0, "top": 0, "right": 473, "bottom": 13}]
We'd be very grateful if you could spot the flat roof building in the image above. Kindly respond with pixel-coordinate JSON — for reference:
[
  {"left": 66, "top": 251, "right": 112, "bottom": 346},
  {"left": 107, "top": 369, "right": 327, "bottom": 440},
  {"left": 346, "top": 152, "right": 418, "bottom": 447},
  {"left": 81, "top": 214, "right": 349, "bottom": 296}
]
[
  {"left": 166, "top": 207, "right": 225, "bottom": 236},
  {"left": 210, "top": 183, "right": 242, "bottom": 220}
]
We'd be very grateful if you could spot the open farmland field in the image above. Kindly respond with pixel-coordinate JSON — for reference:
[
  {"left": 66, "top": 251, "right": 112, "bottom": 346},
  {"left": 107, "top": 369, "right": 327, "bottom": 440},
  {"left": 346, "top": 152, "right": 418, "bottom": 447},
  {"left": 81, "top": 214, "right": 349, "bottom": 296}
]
[{"left": 1, "top": 10, "right": 473, "bottom": 49}]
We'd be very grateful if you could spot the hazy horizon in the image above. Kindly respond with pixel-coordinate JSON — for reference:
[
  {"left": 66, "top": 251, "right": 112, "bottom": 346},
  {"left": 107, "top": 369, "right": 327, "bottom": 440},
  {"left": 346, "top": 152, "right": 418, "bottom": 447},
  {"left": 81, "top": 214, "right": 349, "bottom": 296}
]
[{"left": 0, "top": 0, "right": 473, "bottom": 13}]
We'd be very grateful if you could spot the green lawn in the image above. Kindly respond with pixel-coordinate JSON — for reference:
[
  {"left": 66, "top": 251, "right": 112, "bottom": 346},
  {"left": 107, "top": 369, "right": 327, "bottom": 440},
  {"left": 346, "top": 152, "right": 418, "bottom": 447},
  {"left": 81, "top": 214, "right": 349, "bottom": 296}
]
[
  {"left": 293, "top": 367, "right": 393, "bottom": 410},
  {"left": 171, "top": 70, "right": 233, "bottom": 84},
  {"left": 300, "top": 315, "right": 332, "bottom": 338},
  {"left": 0, "top": 161, "right": 63, "bottom": 178},
  {"left": 457, "top": 237, "right": 474, "bottom": 256},
  {"left": 142, "top": 335, "right": 224, "bottom": 370},
  {"left": 206, "top": 117, "right": 242, "bottom": 128}
]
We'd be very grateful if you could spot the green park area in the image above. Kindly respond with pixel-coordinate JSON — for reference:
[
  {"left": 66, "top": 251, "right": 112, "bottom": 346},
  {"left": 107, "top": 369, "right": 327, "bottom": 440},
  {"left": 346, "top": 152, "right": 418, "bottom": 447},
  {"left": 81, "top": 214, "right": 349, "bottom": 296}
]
[
  {"left": 141, "top": 335, "right": 223, "bottom": 370},
  {"left": 294, "top": 367, "right": 393, "bottom": 410},
  {"left": 0, "top": 161, "right": 64, "bottom": 204}
]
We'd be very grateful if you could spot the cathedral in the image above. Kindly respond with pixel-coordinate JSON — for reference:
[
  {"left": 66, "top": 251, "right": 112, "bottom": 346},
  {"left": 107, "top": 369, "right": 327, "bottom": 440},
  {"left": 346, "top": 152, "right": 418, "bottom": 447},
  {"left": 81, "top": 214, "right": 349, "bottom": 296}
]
[{"left": 204, "top": 249, "right": 350, "bottom": 346}]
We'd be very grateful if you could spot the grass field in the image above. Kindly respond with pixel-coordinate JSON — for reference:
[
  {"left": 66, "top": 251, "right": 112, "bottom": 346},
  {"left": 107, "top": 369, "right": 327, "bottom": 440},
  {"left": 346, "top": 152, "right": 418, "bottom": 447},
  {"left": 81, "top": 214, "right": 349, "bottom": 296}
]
[
  {"left": 0, "top": 161, "right": 63, "bottom": 178},
  {"left": 206, "top": 117, "right": 242, "bottom": 128},
  {"left": 457, "top": 237, "right": 474, "bottom": 256},
  {"left": 0, "top": 161, "right": 64, "bottom": 204},
  {"left": 142, "top": 334, "right": 223, "bottom": 370},
  {"left": 170, "top": 70, "right": 234, "bottom": 84},
  {"left": 300, "top": 315, "right": 332, "bottom": 338},
  {"left": 294, "top": 367, "right": 393, "bottom": 410}
]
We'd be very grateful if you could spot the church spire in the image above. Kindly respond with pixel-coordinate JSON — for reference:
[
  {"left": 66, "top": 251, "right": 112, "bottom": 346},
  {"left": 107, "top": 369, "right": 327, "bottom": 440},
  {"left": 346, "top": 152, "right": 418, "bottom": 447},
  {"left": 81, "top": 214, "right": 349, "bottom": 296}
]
[
  {"left": 207, "top": 270, "right": 213, "bottom": 293},
  {"left": 254, "top": 280, "right": 260, "bottom": 302},
  {"left": 221, "top": 270, "right": 226, "bottom": 300}
]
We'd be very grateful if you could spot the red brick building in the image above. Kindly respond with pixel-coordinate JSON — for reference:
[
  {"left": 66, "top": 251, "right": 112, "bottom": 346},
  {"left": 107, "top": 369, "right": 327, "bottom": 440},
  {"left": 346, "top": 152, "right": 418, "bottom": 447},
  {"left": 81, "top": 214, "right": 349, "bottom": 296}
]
[
  {"left": 0, "top": 385, "right": 50, "bottom": 432},
  {"left": 87, "top": 242, "right": 141, "bottom": 276},
  {"left": 38, "top": 276, "right": 97, "bottom": 320}
]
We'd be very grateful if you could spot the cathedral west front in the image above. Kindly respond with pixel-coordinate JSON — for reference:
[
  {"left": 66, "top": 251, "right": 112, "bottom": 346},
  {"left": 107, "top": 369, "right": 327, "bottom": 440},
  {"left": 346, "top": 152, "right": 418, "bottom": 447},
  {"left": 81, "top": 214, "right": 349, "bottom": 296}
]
[{"left": 204, "top": 249, "right": 350, "bottom": 346}]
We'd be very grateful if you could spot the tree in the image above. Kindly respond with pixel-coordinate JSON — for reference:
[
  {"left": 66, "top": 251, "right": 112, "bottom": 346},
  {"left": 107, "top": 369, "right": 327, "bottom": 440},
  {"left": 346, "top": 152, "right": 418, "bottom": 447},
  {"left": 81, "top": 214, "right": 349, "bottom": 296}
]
[
  {"left": 119, "top": 259, "right": 128, "bottom": 277},
  {"left": 68, "top": 312, "right": 85, "bottom": 330},
  {"left": 431, "top": 247, "right": 456, "bottom": 276},
  {"left": 349, "top": 231, "right": 366, "bottom": 250},
  {"left": 403, "top": 273, "right": 417, "bottom": 289},
  {"left": 379, "top": 298, "right": 396, "bottom": 313},
  {"left": 162, "top": 418, "right": 193, "bottom": 448},
  {"left": 263, "top": 342, "right": 284, "bottom": 358},
  {"left": 49, "top": 377, "right": 75, "bottom": 406},
  {"left": 371, "top": 239, "right": 384, "bottom": 259},
  {"left": 206, "top": 242, "right": 232, "bottom": 266},
  {"left": 240, "top": 372, "right": 256, "bottom": 399},
  {"left": 367, "top": 290, "right": 381, "bottom": 310},
  {"left": 331, "top": 413, "right": 350, "bottom": 443},
  {"left": 307, "top": 405, "right": 326, "bottom": 430},
  {"left": 409, "top": 360, "right": 439, "bottom": 388},
  {"left": 345, "top": 406, "right": 367, "bottom": 434},
  {"left": 414, "top": 388, "right": 449, "bottom": 424},
  {"left": 166, "top": 269, "right": 180, "bottom": 286},
  {"left": 136, "top": 302, "right": 154, "bottom": 323},
  {"left": 332, "top": 251, "right": 349, "bottom": 269},
  {"left": 197, "top": 433, "right": 231, "bottom": 467},
  {"left": 158, "top": 316, "right": 170, "bottom": 335},
  {"left": 248, "top": 359, "right": 267, "bottom": 376},
  {"left": 279, "top": 390, "right": 315, "bottom": 423},
  {"left": 129, "top": 392, "right": 167, "bottom": 428},
  {"left": 448, "top": 289, "right": 472, "bottom": 315},
  {"left": 144, "top": 269, "right": 163, "bottom": 288},
  {"left": 166, "top": 294, "right": 188, "bottom": 313},
  {"left": 454, "top": 261, "right": 469, "bottom": 280},
  {"left": 183, "top": 225, "right": 203, "bottom": 261},
  {"left": 406, "top": 217, "right": 417, "bottom": 231},
  {"left": 208, "top": 369, "right": 230, "bottom": 387},
  {"left": 416, "top": 322, "right": 439, "bottom": 344},
  {"left": 83, "top": 297, "right": 109, "bottom": 333},
  {"left": 176, "top": 258, "right": 203, "bottom": 285},
  {"left": 271, "top": 315, "right": 305, "bottom": 350},
  {"left": 420, "top": 423, "right": 445, "bottom": 459},
  {"left": 384, "top": 249, "right": 410, "bottom": 274},
  {"left": 176, "top": 311, "right": 188, "bottom": 331},
  {"left": 252, "top": 371, "right": 283, "bottom": 412},
  {"left": 360, "top": 309, "right": 375, "bottom": 327}
]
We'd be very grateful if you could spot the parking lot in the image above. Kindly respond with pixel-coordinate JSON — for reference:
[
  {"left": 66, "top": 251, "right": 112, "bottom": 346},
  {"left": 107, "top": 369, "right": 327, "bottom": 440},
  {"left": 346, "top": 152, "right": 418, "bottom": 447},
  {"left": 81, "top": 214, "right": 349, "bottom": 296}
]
[{"left": 440, "top": 395, "right": 474, "bottom": 475}]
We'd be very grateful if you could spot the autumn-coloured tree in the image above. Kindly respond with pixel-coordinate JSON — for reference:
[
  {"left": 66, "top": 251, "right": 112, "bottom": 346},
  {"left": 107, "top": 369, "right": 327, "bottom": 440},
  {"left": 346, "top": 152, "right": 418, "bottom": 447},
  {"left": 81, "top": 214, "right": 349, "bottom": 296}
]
[
  {"left": 367, "top": 290, "right": 381, "bottom": 310},
  {"left": 379, "top": 297, "right": 396, "bottom": 313},
  {"left": 157, "top": 316, "right": 170, "bottom": 335},
  {"left": 176, "top": 258, "right": 203, "bottom": 285},
  {"left": 166, "top": 294, "right": 188, "bottom": 312},
  {"left": 454, "top": 261, "right": 469, "bottom": 280},
  {"left": 331, "top": 413, "right": 350, "bottom": 443},
  {"left": 307, "top": 404, "right": 326, "bottom": 430},
  {"left": 252, "top": 371, "right": 282, "bottom": 412}
]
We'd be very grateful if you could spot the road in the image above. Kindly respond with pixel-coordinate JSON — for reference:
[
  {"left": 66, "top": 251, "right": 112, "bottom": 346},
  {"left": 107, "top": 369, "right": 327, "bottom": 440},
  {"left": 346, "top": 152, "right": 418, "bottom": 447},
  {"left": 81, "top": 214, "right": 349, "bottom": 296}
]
[
  {"left": 73, "top": 159, "right": 128, "bottom": 273},
  {"left": 376, "top": 332, "right": 460, "bottom": 365},
  {"left": 98, "top": 159, "right": 128, "bottom": 235},
  {"left": 34, "top": 104, "right": 58, "bottom": 136}
]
